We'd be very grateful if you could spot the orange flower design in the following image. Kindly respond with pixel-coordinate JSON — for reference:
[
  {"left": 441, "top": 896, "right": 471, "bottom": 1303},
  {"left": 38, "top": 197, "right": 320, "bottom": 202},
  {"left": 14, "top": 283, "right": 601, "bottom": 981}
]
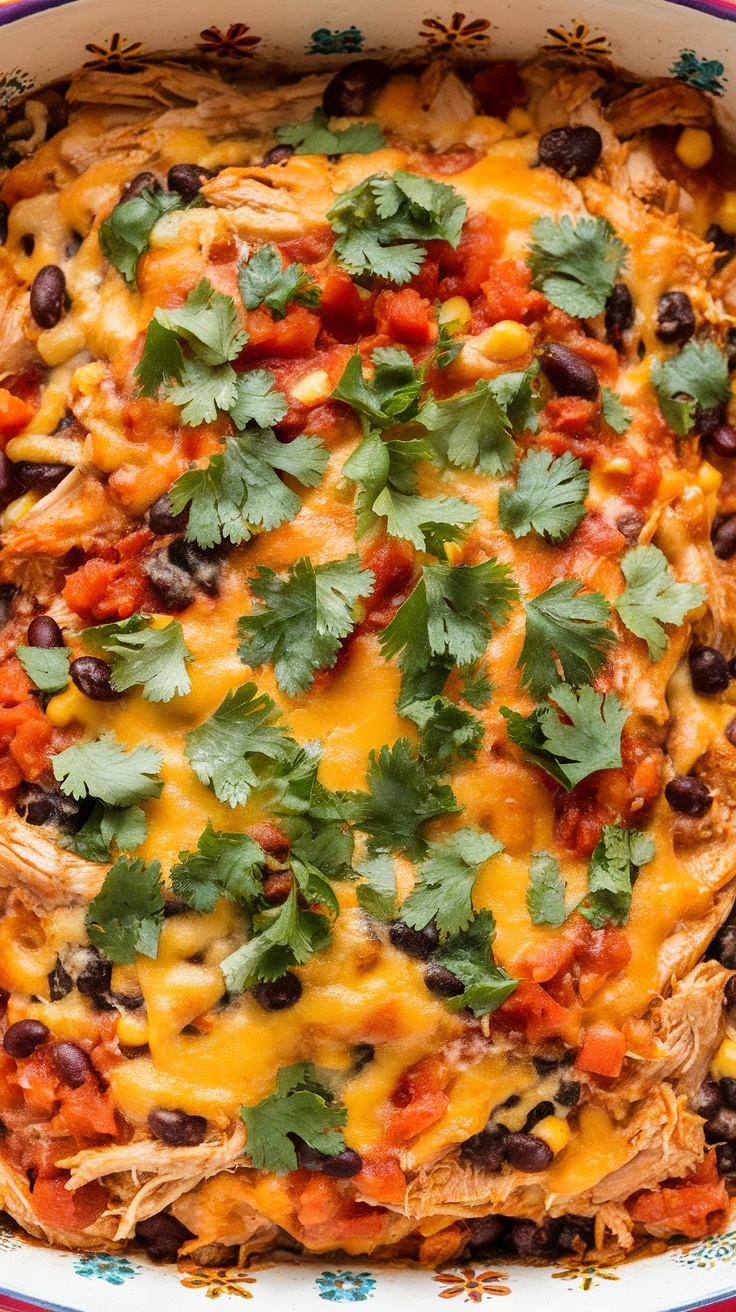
[
  {"left": 83, "top": 33, "right": 146, "bottom": 71},
  {"left": 434, "top": 1267, "right": 511, "bottom": 1302},
  {"left": 179, "top": 1267, "right": 257, "bottom": 1299},
  {"left": 419, "top": 13, "right": 491, "bottom": 51},
  {"left": 197, "top": 24, "right": 262, "bottom": 58}
]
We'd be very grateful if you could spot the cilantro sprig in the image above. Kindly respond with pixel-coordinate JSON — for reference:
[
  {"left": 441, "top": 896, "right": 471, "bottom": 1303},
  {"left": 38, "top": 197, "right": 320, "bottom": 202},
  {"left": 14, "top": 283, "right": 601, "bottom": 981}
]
[
  {"left": 240, "top": 1063, "right": 347, "bottom": 1174},
  {"left": 498, "top": 449, "right": 589, "bottom": 544},
  {"left": 581, "top": 823, "right": 655, "bottom": 928},
  {"left": 237, "top": 244, "right": 321, "bottom": 319},
  {"left": 99, "top": 189, "right": 191, "bottom": 285},
  {"left": 185, "top": 682, "right": 296, "bottom": 809},
  {"left": 526, "top": 852, "right": 567, "bottom": 926},
  {"left": 528, "top": 215, "right": 628, "bottom": 318},
  {"left": 171, "top": 821, "right": 267, "bottom": 914},
  {"left": 277, "top": 109, "right": 385, "bottom": 157},
  {"left": 519, "top": 580, "right": 614, "bottom": 699},
  {"left": 16, "top": 645, "right": 70, "bottom": 694},
  {"left": 436, "top": 910, "right": 518, "bottom": 1016},
  {"left": 85, "top": 856, "right": 165, "bottom": 965},
  {"left": 333, "top": 347, "right": 428, "bottom": 432},
  {"left": 52, "top": 737, "right": 163, "bottom": 808},
  {"left": 237, "top": 556, "right": 374, "bottom": 697},
  {"left": 404, "top": 695, "right": 485, "bottom": 771},
  {"left": 69, "top": 803, "right": 148, "bottom": 864},
  {"left": 501, "top": 684, "right": 628, "bottom": 790},
  {"left": 651, "top": 339, "right": 730, "bottom": 437},
  {"left": 425, "top": 367, "right": 540, "bottom": 477},
  {"left": 81, "top": 615, "right": 193, "bottom": 703},
  {"left": 345, "top": 738, "right": 460, "bottom": 860},
  {"left": 220, "top": 884, "right": 332, "bottom": 992},
  {"left": 328, "top": 170, "right": 466, "bottom": 285},
  {"left": 356, "top": 854, "right": 398, "bottom": 922},
  {"left": 401, "top": 828, "right": 503, "bottom": 941},
  {"left": 614, "top": 544, "right": 706, "bottom": 661}
]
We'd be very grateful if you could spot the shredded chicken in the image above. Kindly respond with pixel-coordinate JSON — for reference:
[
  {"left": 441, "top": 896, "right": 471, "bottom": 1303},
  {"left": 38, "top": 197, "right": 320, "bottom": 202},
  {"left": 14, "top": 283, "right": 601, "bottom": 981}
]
[{"left": 0, "top": 810, "right": 106, "bottom": 911}]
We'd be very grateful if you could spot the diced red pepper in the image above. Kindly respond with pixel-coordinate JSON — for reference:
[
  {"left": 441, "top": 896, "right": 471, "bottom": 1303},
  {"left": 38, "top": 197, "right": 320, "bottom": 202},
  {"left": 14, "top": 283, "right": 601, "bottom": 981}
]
[{"left": 575, "top": 1021, "right": 627, "bottom": 1078}]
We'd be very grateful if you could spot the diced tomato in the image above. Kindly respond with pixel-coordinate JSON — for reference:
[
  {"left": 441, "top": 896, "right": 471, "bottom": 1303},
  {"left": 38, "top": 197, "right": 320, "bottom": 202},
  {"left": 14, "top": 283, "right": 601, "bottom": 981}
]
[
  {"left": 620, "top": 454, "right": 662, "bottom": 510},
  {"left": 353, "top": 1156, "right": 406, "bottom": 1206},
  {"left": 385, "top": 1055, "right": 449, "bottom": 1145},
  {"left": 562, "top": 510, "right": 625, "bottom": 560},
  {"left": 32, "top": 1175, "right": 109, "bottom": 1233},
  {"left": 543, "top": 397, "right": 601, "bottom": 436},
  {"left": 0, "top": 388, "right": 32, "bottom": 442},
  {"left": 0, "top": 756, "right": 21, "bottom": 790},
  {"left": 0, "top": 656, "right": 33, "bottom": 707},
  {"left": 375, "top": 288, "right": 437, "bottom": 346},
  {"left": 407, "top": 256, "right": 440, "bottom": 300},
  {"left": 241, "top": 305, "right": 321, "bottom": 360},
  {"left": 63, "top": 558, "right": 145, "bottom": 622},
  {"left": 318, "top": 266, "right": 375, "bottom": 343},
  {"left": 115, "top": 527, "right": 154, "bottom": 559},
  {"left": 437, "top": 212, "right": 503, "bottom": 301},
  {"left": 494, "top": 980, "right": 576, "bottom": 1044},
  {"left": 47, "top": 1077, "right": 119, "bottom": 1139},
  {"left": 481, "top": 259, "right": 546, "bottom": 324},
  {"left": 361, "top": 539, "right": 416, "bottom": 629},
  {"left": 627, "top": 1151, "right": 728, "bottom": 1240},
  {"left": 516, "top": 936, "right": 576, "bottom": 985},
  {"left": 0, "top": 699, "right": 44, "bottom": 748},
  {"left": 575, "top": 1021, "right": 627, "bottom": 1078},
  {"left": 472, "top": 62, "right": 527, "bottom": 117},
  {"left": 278, "top": 229, "right": 334, "bottom": 265},
  {"left": 9, "top": 717, "right": 54, "bottom": 781}
]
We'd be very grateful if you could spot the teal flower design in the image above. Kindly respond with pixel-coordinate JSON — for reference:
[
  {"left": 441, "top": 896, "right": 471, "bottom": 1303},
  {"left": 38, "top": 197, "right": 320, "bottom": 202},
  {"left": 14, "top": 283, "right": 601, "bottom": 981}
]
[
  {"left": 308, "top": 27, "right": 365, "bottom": 55},
  {"left": 675, "top": 1229, "right": 736, "bottom": 1268},
  {"left": 73, "top": 1252, "right": 139, "bottom": 1284},
  {"left": 670, "top": 50, "right": 726, "bottom": 96},
  {"left": 315, "top": 1270, "right": 377, "bottom": 1302}
]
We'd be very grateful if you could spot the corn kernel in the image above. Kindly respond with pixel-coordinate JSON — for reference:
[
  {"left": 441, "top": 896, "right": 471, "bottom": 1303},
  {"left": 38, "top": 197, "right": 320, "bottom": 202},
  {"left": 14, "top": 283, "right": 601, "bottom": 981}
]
[
  {"left": 712, "top": 1037, "right": 736, "bottom": 1080},
  {"left": 290, "top": 369, "right": 332, "bottom": 406},
  {"left": 532, "top": 1115, "right": 571, "bottom": 1154},
  {"left": 438, "top": 296, "right": 472, "bottom": 329},
  {"left": 697, "top": 461, "right": 722, "bottom": 495},
  {"left": 717, "top": 191, "right": 736, "bottom": 236},
  {"left": 116, "top": 1012, "right": 149, "bottom": 1046},
  {"left": 46, "top": 685, "right": 92, "bottom": 729},
  {"left": 148, "top": 614, "right": 174, "bottom": 631},
  {"left": 476, "top": 320, "right": 533, "bottom": 362},
  {"left": 72, "top": 361, "right": 105, "bottom": 396},
  {"left": 1, "top": 491, "right": 39, "bottom": 529},
  {"left": 507, "top": 106, "right": 534, "bottom": 135},
  {"left": 444, "top": 541, "right": 464, "bottom": 566},
  {"left": 602, "top": 457, "right": 633, "bottom": 475},
  {"left": 675, "top": 127, "right": 714, "bottom": 170}
]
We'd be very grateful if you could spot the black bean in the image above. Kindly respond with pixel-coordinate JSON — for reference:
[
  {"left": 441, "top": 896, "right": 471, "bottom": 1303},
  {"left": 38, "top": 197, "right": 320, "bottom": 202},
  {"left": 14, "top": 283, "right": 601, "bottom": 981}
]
[
  {"left": 556, "top": 1214, "right": 594, "bottom": 1253},
  {"left": 713, "top": 514, "right": 736, "bottom": 559},
  {"left": 121, "top": 172, "right": 161, "bottom": 203},
  {"left": 664, "top": 775, "right": 713, "bottom": 817},
  {"left": 465, "top": 1215, "right": 505, "bottom": 1249},
  {"left": 721, "top": 1078, "right": 736, "bottom": 1110},
  {"left": 725, "top": 973, "right": 736, "bottom": 1008},
  {"left": 504, "top": 1132, "right": 554, "bottom": 1172},
  {"left": 656, "top": 291, "right": 695, "bottom": 345},
  {"left": 0, "top": 200, "right": 8, "bottom": 246},
  {"left": 0, "top": 584, "right": 15, "bottom": 628},
  {"left": 511, "top": 1218, "right": 556, "bottom": 1257},
  {"left": 539, "top": 342, "right": 600, "bottom": 400},
  {"left": 555, "top": 1079, "right": 581, "bottom": 1107},
  {"left": 135, "top": 1212, "right": 192, "bottom": 1263},
  {"left": 389, "top": 919, "right": 439, "bottom": 959},
  {"left": 322, "top": 60, "right": 389, "bottom": 117},
  {"left": 696, "top": 405, "right": 726, "bottom": 439},
  {"left": 13, "top": 461, "right": 72, "bottom": 495},
  {"left": 70, "top": 656, "right": 123, "bottom": 701},
  {"left": 538, "top": 126, "right": 602, "bottom": 179},
  {"left": 27, "top": 615, "right": 63, "bottom": 648},
  {"left": 0, "top": 453, "right": 17, "bottom": 504},
  {"left": 121, "top": 1043, "right": 151, "bottom": 1060},
  {"left": 15, "top": 782, "right": 91, "bottom": 833},
  {"left": 52, "top": 409, "right": 76, "bottom": 435},
  {"left": 460, "top": 1126, "right": 508, "bottom": 1172},
  {"left": 251, "top": 972, "right": 302, "bottom": 1011},
  {"left": 707, "top": 224, "right": 736, "bottom": 257},
  {"left": 523, "top": 1100, "right": 555, "bottom": 1132},
  {"left": 605, "top": 283, "right": 634, "bottom": 350},
  {"left": 109, "top": 991, "right": 145, "bottom": 1010},
  {"left": 615, "top": 510, "right": 644, "bottom": 545},
  {"left": 261, "top": 145, "right": 295, "bottom": 166},
  {"left": 48, "top": 958, "right": 73, "bottom": 1002},
  {"left": 692, "top": 1080, "right": 722, "bottom": 1118},
  {"left": 76, "top": 948, "right": 112, "bottom": 997},
  {"left": 294, "top": 1137, "right": 363, "bottom": 1177},
  {"left": 147, "top": 492, "right": 188, "bottom": 536},
  {"left": 350, "top": 1043, "right": 375, "bottom": 1075},
  {"left": 716, "top": 1141, "right": 736, "bottom": 1175},
  {"left": 20, "top": 234, "right": 34, "bottom": 257},
  {"left": 167, "top": 164, "right": 214, "bottom": 203},
  {"left": 532, "top": 1055, "right": 561, "bottom": 1076},
  {"left": 167, "top": 539, "right": 221, "bottom": 596},
  {"left": 424, "top": 963, "right": 465, "bottom": 997},
  {"left": 163, "top": 896, "right": 192, "bottom": 918},
  {"left": 143, "top": 551, "right": 195, "bottom": 611},
  {"left": 53, "top": 1040, "right": 91, "bottom": 1088},
  {"left": 706, "top": 1107, "right": 736, "bottom": 1141},
  {"left": 148, "top": 1107, "right": 207, "bottom": 1147},
  {"left": 689, "top": 646, "right": 731, "bottom": 694},
  {"left": 710, "top": 425, "right": 736, "bottom": 458},
  {"left": 713, "top": 926, "right": 736, "bottom": 971},
  {"left": 3, "top": 1018, "right": 48, "bottom": 1057},
  {"left": 30, "top": 265, "right": 66, "bottom": 330},
  {"left": 65, "top": 233, "right": 83, "bottom": 260}
]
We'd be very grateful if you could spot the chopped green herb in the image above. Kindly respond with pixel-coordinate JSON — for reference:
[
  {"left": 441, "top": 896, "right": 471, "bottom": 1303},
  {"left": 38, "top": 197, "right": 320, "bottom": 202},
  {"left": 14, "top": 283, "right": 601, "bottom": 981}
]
[
  {"left": 498, "top": 448, "right": 589, "bottom": 544},
  {"left": 99, "top": 189, "right": 187, "bottom": 284},
  {"left": 459, "top": 662, "right": 494, "bottom": 710},
  {"left": 581, "top": 823, "right": 655, "bottom": 928},
  {"left": 527, "top": 215, "right": 628, "bottom": 318},
  {"left": 170, "top": 821, "right": 267, "bottom": 914},
  {"left": 16, "top": 645, "right": 70, "bottom": 694},
  {"left": 500, "top": 684, "right": 628, "bottom": 791},
  {"left": 332, "top": 348, "right": 427, "bottom": 432},
  {"left": 345, "top": 737, "right": 461, "bottom": 860},
  {"left": 67, "top": 802, "right": 148, "bottom": 864},
  {"left": 519, "top": 579, "right": 614, "bottom": 699},
  {"left": 404, "top": 695, "right": 485, "bottom": 771},
  {"left": 651, "top": 339, "right": 731, "bottom": 437},
  {"left": 85, "top": 856, "right": 165, "bottom": 965},
  {"left": 601, "top": 387, "right": 632, "bottom": 434},
  {"left": 436, "top": 910, "right": 518, "bottom": 1016},
  {"left": 526, "top": 852, "right": 567, "bottom": 927},
  {"left": 356, "top": 854, "right": 398, "bottom": 922},
  {"left": 154, "top": 278, "right": 247, "bottom": 366},
  {"left": 614, "top": 544, "right": 707, "bottom": 661},
  {"left": 435, "top": 316, "right": 464, "bottom": 369},
  {"left": 237, "top": 244, "right": 321, "bottom": 319},
  {"left": 220, "top": 885, "right": 332, "bottom": 992},
  {"left": 81, "top": 615, "right": 193, "bottom": 703},
  {"left": 240, "top": 1063, "right": 347, "bottom": 1174},
  {"left": 52, "top": 737, "right": 164, "bottom": 808},
  {"left": 277, "top": 109, "right": 385, "bottom": 157},
  {"left": 185, "top": 682, "right": 297, "bottom": 809},
  {"left": 401, "top": 828, "right": 503, "bottom": 941}
]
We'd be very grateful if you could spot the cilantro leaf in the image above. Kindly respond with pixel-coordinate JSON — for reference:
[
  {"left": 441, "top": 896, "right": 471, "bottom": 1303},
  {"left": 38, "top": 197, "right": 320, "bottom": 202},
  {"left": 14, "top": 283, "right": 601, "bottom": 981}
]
[
  {"left": 527, "top": 215, "right": 628, "bottom": 318},
  {"left": 240, "top": 1063, "right": 347, "bottom": 1174},
  {"left": 614, "top": 544, "right": 707, "bottom": 661},
  {"left": 52, "top": 737, "right": 164, "bottom": 807},
  {"left": 155, "top": 279, "right": 247, "bottom": 367},
  {"left": 380, "top": 560, "right": 518, "bottom": 677},
  {"left": 345, "top": 737, "right": 461, "bottom": 859},
  {"left": 332, "top": 348, "right": 426, "bottom": 431},
  {"left": 268, "top": 741, "right": 348, "bottom": 823},
  {"left": 581, "top": 823, "right": 655, "bottom": 928},
  {"left": 220, "top": 884, "right": 332, "bottom": 991},
  {"left": 81, "top": 615, "right": 193, "bottom": 703},
  {"left": 16, "top": 645, "right": 70, "bottom": 693},
  {"left": 169, "top": 429, "right": 328, "bottom": 550},
  {"left": 500, "top": 685, "right": 628, "bottom": 791},
  {"left": 437, "top": 910, "right": 518, "bottom": 1016},
  {"left": 459, "top": 662, "right": 494, "bottom": 710},
  {"left": 526, "top": 852, "right": 567, "bottom": 926},
  {"left": 229, "top": 369, "right": 289, "bottom": 430},
  {"left": 498, "top": 448, "right": 589, "bottom": 544},
  {"left": 356, "top": 854, "right": 398, "bottom": 922},
  {"left": 435, "top": 315, "right": 464, "bottom": 369},
  {"left": 342, "top": 429, "right": 479, "bottom": 553},
  {"left": 404, "top": 695, "right": 485, "bottom": 771},
  {"left": 170, "top": 821, "right": 266, "bottom": 913},
  {"left": 237, "top": 245, "right": 321, "bottom": 319},
  {"left": 277, "top": 109, "right": 385, "bottom": 157},
  {"left": 651, "top": 339, "right": 731, "bottom": 437},
  {"left": 164, "top": 358, "right": 239, "bottom": 426},
  {"left": 238, "top": 556, "right": 373, "bottom": 698},
  {"left": 519, "top": 579, "right": 614, "bottom": 699},
  {"left": 401, "top": 828, "right": 503, "bottom": 940},
  {"left": 134, "top": 318, "right": 185, "bottom": 396},
  {"left": 184, "top": 682, "right": 297, "bottom": 808},
  {"left": 328, "top": 170, "right": 466, "bottom": 285},
  {"left": 68, "top": 802, "right": 147, "bottom": 863},
  {"left": 601, "top": 387, "right": 632, "bottom": 434},
  {"left": 424, "top": 380, "right": 514, "bottom": 477},
  {"left": 99, "top": 189, "right": 185, "bottom": 284},
  {"left": 85, "top": 856, "right": 165, "bottom": 965}
]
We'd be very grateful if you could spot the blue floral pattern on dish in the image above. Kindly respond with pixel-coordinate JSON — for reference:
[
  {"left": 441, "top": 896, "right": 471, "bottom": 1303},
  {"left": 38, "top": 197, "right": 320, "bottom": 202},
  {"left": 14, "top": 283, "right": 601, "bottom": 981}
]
[
  {"left": 670, "top": 48, "right": 727, "bottom": 94},
  {"left": 308, "top": 26, "right": 365, "bottom": 55},
  {"left": 675, "top": 1229, "right": 736, "bottom": 1268},
  {"left": 315, "top": 1270, "right": 377, "bottom": 1301},
  {"left": 73, "top": 1252, "right": 139, "bottom": 1284}
]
